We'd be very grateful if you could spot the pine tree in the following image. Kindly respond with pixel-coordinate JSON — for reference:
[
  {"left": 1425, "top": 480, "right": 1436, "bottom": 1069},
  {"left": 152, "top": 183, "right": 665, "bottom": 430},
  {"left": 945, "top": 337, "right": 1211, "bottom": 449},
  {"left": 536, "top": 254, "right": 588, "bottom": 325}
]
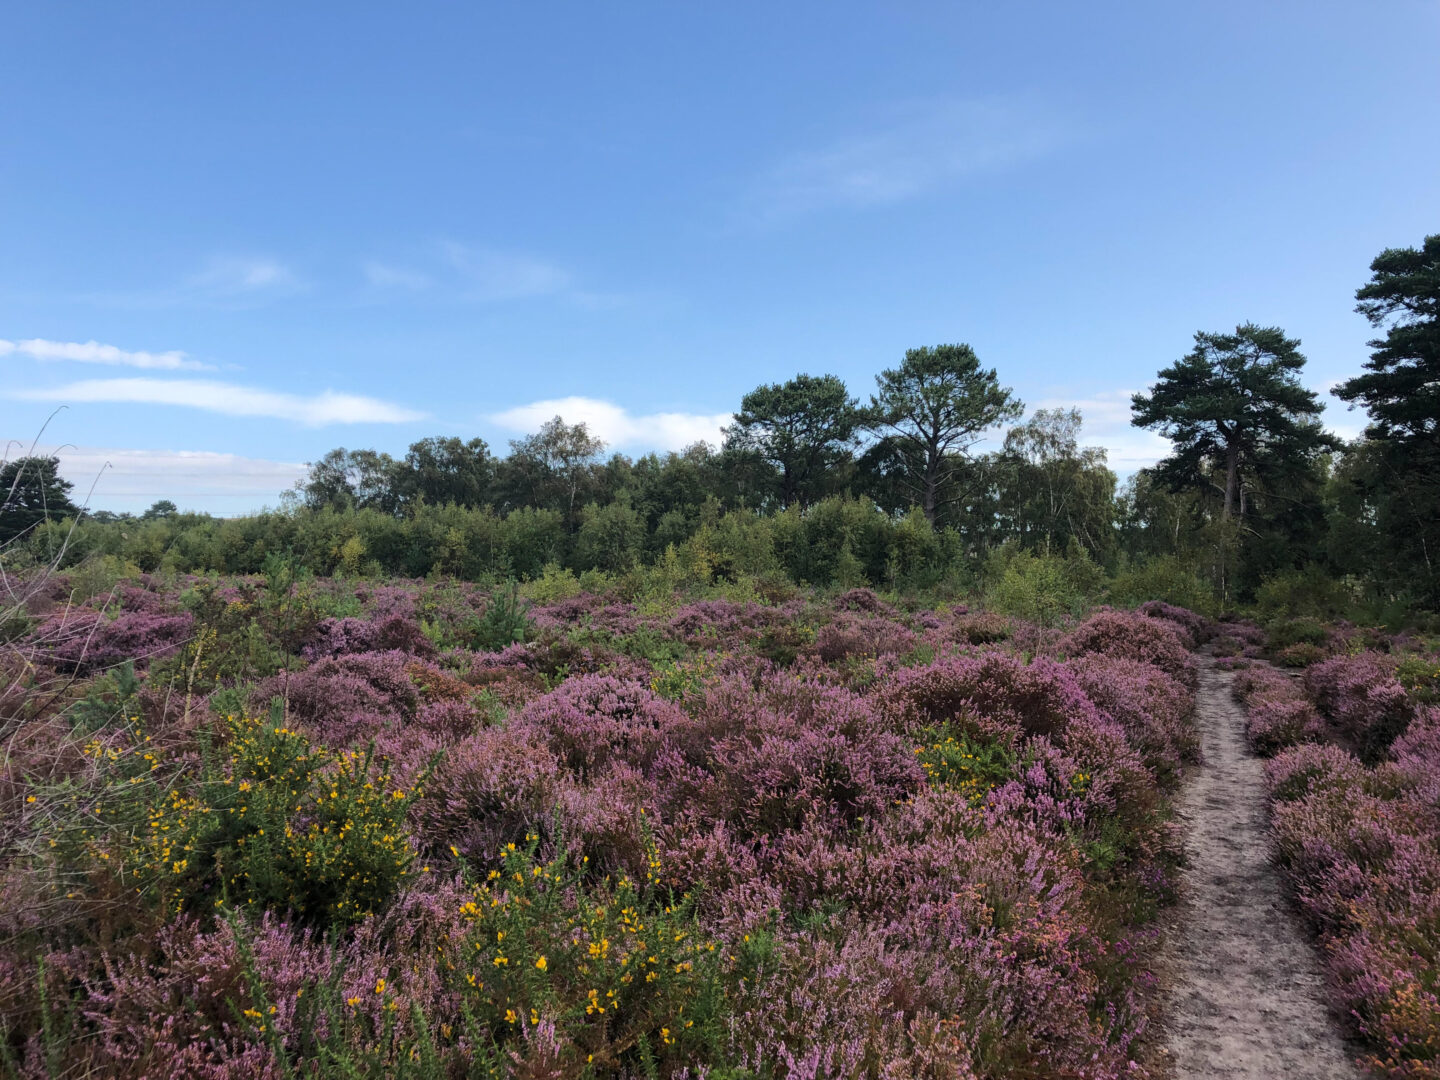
[
  {"left": 1132, "top": 323, "right": 1337, "bottom": 520},
  {"left": 0, "top": 456, "right": 80, "bottom": 544}
]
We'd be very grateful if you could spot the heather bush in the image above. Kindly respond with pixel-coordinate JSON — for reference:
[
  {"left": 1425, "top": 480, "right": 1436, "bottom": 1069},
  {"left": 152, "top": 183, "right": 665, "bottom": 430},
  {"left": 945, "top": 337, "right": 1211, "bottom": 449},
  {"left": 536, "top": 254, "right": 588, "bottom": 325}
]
[
  {"left": 812, "top": 613, "right": 918, "bottom": 663},
  {"left": 0, "top": 576, "right": 1202, "bottom": 1078},
  {"left": 1233, "top": 666, "right": 1322, "bottom": 756},
  {"left": 1058, "top": 609, "right": 1197, "bottom": 689},
  {"left": 879, "top": 652, "right": 1105, "bottom": 744},
  {"left": 516, "top": 673, "right": 698, "bottom": 780},
  {"left": 303, "top": 611, "right": 435, "bottom": 659},
  {"left": 1305, "top": 652, "right": 1414, "bottom": 762},
  {"left": 39, "top": 607, "right": 195, "bottom": 673},
  {"left": 1211, "top": 635, "right": 1241, "bottom": 657},
  {"left": 1238, "top": 641, "right": 1440, "bottom": 1077},
  {"left": 1265, "top": 743, "right": 1368, "bottom": 804},
  {"left": 1136, "top": 598, "right": 1212, "bottom": 643},
  {"left": 831, "top": 586, "right": 896, "bottom": 616},
  {"left": 255, "top": 649, "right": 422, "bottom": 744},
  {"left": 950, "top": 609, "right": 1012, "bottom": 644},
  {"left": 1067, "top": 653, "right": 1198, "bottom": 785},
  {"left": 666, "top": 598, "right": 785, "bottom": 648},
  {"left": 675, "top": 674, "right": 925, "bottom": 840},
  {"left": 404, "top": 727, "right": 560, "bottom": 862}
]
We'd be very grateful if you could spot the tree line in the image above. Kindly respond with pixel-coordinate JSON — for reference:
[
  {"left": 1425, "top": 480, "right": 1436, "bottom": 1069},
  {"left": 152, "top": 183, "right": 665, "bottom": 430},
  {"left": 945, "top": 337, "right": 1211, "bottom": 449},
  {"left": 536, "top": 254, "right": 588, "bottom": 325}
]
[{"left": 4, "top": 232, "right": 1436, "bottom": 611}]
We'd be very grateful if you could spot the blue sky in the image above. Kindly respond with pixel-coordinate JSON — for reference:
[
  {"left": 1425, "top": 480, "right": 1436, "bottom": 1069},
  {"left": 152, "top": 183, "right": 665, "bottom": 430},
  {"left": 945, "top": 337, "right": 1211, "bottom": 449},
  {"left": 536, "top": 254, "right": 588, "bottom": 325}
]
[{"left": 3, "top": 2, "right": 1438, "bottom": 513}]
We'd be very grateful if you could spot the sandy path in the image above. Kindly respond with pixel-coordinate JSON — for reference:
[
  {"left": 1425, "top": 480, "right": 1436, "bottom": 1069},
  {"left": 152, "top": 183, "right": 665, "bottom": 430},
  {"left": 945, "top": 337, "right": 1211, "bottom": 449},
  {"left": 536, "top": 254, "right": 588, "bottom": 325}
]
[{"left": 1161, "top": 657, "right": 1363, "bottom": 1078}]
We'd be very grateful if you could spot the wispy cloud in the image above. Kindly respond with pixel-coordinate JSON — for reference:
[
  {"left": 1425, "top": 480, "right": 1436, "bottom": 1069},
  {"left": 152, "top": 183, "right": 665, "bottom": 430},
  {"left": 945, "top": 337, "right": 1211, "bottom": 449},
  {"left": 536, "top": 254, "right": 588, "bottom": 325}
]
[
  {"left": 751, "top": 96, "right": 1072, "bottom": 220},
  {"left": 441, "top": 243, "right": 573, "bottom": 302},
  {"left": 188, "top": 256, "right": 302, "bottom": 297},
  {"left": 0, "top": 337, "right": 213, "bottom": 371},
  {"left": 20, "top": 443, "right": 309, "bottom": 513},
  {"left": 73, "top": 255, "right": 304, "bottom": 310},
  {"left": 489, "top": 396, "right": 732, "bottom": 451},
  {"left": 362, "top": 260, "right": 433, "bottom": 291},
  {"left": 361, "top": 242, "right": 604, "bottom": 305},
  {"left": 11, "top": 378, "right": 425, "bottom": 427}
]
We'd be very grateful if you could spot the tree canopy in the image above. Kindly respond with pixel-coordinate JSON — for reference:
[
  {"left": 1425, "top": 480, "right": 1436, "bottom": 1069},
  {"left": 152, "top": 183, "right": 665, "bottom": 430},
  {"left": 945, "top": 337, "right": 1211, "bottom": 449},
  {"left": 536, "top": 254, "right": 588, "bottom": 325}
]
[
  {"left": 868, "top": 344, "right": 1022, "bottom": 523},
  {"left": 725, "top": 374, "right": 867, "bottom": 507},
  {"left": 1132, "top": 323, "right": 1337, "bottom": 520},
  {"left": 1, "top": 456, "right": 79, "bottom": 544},
  {"left": 1333, "top": 233, "right": 1440, "bottom": 602}
]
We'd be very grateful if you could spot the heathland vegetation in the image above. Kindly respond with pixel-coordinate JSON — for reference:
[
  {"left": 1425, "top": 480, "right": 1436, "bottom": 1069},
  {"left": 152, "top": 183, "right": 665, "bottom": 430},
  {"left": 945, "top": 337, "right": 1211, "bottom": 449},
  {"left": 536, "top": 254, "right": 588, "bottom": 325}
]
[
  {"left": 0, "top": 233, "right": 1436, "bottom": 1078},
  {"left": 6, "top": 233, "right": 1439, "bottom": 623}
]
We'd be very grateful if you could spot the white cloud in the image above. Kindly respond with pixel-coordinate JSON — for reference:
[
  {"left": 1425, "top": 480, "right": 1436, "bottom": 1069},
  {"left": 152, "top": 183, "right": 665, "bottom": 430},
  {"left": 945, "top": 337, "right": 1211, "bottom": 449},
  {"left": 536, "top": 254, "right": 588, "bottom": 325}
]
[
  {"left": 11, "top": 378, "right": 426, "bottom": 427},
  {"left": 489, "top": 396, "right": 732, "bottom": 451},
  {"left": 0, "top": 337, "right": 212, "bottom": 371},
  {"left": 754, "top": 96, "right": 1070, "bottom": 219},
  {"left": 1029, "top": 389, "right": 1172, "bottom": 473},
  {"left": 16, "top": 443, "right": 308, "bottom": 515},
  {"left": 441, "top": 243, "right": 572, "bottom": 302},
  {"left": 1027, "top": 382, "right": 1367, "bottom": 472}
]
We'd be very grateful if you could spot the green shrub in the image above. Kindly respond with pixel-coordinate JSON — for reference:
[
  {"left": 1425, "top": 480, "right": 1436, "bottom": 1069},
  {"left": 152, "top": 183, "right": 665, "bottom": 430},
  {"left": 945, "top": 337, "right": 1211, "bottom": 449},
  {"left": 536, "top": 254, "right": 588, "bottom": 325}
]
[
  {"left": 65, "top": 660, "right": 141, "bottom": 733},
  {"left": 1268, "top": 616, "right": 1327, "bottom": 651},
  {"left": 755, "top": 623, "right": 814, "bottom": 667},
  {"left": 137, "top": 702, "right": 426, "bottom": 926},
  {"left": 1275, "top": 642, "right": 1325, "bottom": 668},
  {"left": 1397, "top": 653, "right": 1440, "bottom": 706},
  {"left": 1254, "top": 567, "right": 1356, "bottom": 622},
  {"left": 985, "top": 544, "right": 1100, "bottom": 628},
  {"left": 522, "top": 562, "right": 582, "bottom": 603},
  {"left": 449, "top": 836, "right": 730, "bottom": 1073},
  {"left": 1108, "top": 556, "right": 1215, "bottom": 614},
  {"left": 472, "top": 584, "right": 533, "bottom": 652}
]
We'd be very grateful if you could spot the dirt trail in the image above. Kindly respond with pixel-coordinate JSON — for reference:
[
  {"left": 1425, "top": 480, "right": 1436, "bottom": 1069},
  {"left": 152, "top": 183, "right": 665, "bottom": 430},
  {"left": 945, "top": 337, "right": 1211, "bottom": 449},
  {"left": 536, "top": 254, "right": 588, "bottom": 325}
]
[{"left": 1161, "top": 657, "right": 1362, "bottom": 1078}]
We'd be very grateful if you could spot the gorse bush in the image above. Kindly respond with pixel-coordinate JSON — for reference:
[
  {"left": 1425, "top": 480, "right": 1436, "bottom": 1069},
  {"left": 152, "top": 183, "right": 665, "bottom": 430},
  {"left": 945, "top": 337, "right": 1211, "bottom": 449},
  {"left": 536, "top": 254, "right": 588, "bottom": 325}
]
[
  {"left": 912, "top": 724, "right": 1014, "bottom": 805},
  {"left": 1397, "top": 653, "right": 1440, "bottom": 706},
  {"left": 138, "top": 703, "right": 426, "bottom": 925},
  {"left": 447, "top": 836, "right": 730, "bottom": 1073}
]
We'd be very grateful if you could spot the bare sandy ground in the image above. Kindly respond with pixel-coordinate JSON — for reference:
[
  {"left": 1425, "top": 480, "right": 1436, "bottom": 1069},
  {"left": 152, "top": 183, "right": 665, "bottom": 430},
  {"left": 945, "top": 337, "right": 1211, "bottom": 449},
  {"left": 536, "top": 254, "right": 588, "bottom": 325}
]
[{"left": 1160, "top": 657, "right": 1364, "bottom": 1078}]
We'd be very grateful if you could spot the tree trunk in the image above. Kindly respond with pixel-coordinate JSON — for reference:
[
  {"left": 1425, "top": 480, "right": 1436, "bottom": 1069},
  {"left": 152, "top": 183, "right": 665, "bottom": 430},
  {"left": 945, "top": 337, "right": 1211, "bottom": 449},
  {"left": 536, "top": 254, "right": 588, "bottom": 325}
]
[
  {"left": 1223, "top": 439, "right": 1240, "bottom": 520},
  {"left": 921, "top": 436, "right": 942, "bottom": 524}
]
